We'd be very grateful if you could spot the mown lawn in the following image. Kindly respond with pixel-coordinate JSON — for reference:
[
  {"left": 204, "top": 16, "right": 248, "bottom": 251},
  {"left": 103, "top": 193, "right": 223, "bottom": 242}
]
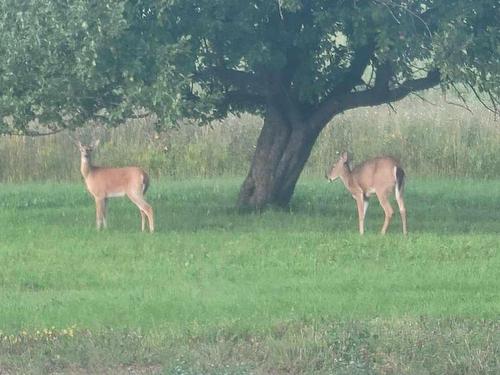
[{"left": 0, "top": 178, "right": 499, "bottom": 374}]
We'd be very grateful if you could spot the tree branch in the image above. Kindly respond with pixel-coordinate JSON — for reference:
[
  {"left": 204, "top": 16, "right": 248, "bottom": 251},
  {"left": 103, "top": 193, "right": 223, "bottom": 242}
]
[
  {"left": 373, "top": 0, "right": 435, "bottom": 39},
  {"left": 308, "top": 69, "right": 441, "bottom": 129},
  {"left": 329, "top": 42, "right": 376, "bottom": 94},
  {"left": 2, "top": 128, "right": 66, "bottom": 137},
  {"left": 340, "top": 69, "right": 441, "bottom": 111},
  {"left": 196, "top": 67, "right": 267, "bottom": 95},
  {"left": 467, "top": 83, "right": 498, "bottom": 115},
  {"left": 373, "top": 61, "right": 394, "bottom": 93},
  {"left": 308, "top": 42, "right": 376, "bottom": 127},
  {"left": 221, "top": 90, "right": 266, "bottom": 111}
]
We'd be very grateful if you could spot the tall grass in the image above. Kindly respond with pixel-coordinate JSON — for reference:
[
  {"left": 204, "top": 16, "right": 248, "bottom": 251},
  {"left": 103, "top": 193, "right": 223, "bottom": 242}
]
[
  {"left": 0, "top": 93, "right": 498, "bottom": 182},
  {"left": 310, "top": 94, "right": 500, "bottom": 178}
]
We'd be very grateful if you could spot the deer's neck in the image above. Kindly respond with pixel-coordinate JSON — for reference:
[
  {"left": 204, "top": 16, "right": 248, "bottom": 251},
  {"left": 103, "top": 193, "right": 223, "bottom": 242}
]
[
  {"left": 339, "top": 169, "right": 359, "bottom": 195},
  {"left": 80, "top": 158, "right": 93, "bottom": 178}
]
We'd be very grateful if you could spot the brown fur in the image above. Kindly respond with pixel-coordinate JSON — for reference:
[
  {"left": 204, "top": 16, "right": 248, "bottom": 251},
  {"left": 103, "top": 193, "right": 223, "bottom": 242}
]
[
  {"left": 326, "top": 152, "right": 407, "bottom": 235},
  {"left": 78, "top": 142, "right": 154, "bottom": 232}
]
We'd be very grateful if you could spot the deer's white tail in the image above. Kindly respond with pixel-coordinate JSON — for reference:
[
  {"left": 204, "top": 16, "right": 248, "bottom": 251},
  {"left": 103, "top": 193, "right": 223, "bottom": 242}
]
[
  {"left": 394, "top": 166, "right": 405, "bottom": 200},
  {"left": 142, "top": 173, "right": 150, "bottom": 195}
]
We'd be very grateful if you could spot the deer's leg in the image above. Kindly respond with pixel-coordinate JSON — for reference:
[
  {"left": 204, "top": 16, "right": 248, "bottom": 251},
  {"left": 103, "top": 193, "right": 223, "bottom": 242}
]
[
  {"left": 95, "top": 198, "right": 105, "bottom": 230},
  {"left": 376, "top": 191, "right": 394, "bottom": 235},
  {"left": 355, "top": 196, "right": 366, "bottom": 235},
  {"left": 102, "top": 198, "right": 108, "bottom": 229},
  {"left": 395, "top": 191, "right": 407, "bottom": 235},
  {"left": 143, "top": 201, "right": 154, "bottom": 233},
  {"left": 140, "top": 211, "right": 146, "bottom": 232},
  {"left": 140, "top": 200, "right": 154, "bottom": 233},
  {"left": 128, "top": 194, "right": 155, "bottom": 233}
]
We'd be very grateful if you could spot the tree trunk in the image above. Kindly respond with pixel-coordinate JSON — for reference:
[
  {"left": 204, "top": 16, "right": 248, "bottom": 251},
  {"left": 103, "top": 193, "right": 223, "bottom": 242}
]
[{"left": 237, "top": 103, "right": 322, "bottom": 210}]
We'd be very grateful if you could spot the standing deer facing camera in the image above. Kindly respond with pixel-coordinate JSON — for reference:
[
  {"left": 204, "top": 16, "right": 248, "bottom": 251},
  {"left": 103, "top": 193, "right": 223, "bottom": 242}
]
[
  {"left": 76, "top": 140, "right": 154, "bottom": 232},
  {"left": 326, "top": 152, "right": 407, "bottom": 235}
]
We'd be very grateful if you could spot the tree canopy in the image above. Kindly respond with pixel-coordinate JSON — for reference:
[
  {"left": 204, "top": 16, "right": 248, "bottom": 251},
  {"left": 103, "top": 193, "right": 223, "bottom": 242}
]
[{"left": 0, "top": 0, "right": 498, "bottom": 135}]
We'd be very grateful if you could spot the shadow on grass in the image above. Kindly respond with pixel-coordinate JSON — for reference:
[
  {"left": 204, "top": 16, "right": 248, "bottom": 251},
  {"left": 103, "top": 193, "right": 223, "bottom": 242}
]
[{"left": 2, "top": 178, "right": 500, "bottom": 235}]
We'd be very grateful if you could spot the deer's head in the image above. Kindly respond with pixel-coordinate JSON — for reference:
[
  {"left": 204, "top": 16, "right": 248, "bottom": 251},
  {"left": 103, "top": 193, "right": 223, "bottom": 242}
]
[
  {"left": 77, "top": 140, "right": 100, "bottom": 162},
  {"left": 326, "top": 151, "right": 350, "bottom": 182}
]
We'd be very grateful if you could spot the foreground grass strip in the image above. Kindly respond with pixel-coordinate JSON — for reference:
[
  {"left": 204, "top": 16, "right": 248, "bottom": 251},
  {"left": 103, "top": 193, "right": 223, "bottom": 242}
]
[{"left": 0, "top": 319, "right": 498, "bottom": 374}]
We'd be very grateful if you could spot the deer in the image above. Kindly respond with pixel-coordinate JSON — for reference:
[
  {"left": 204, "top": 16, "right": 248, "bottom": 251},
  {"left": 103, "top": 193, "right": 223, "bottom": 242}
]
[
  {"left": 326, "top": 152, "right": 407, "bottom": 235},
  {"left": 74, "top": 138, "right": 154, "bottom": 233}
]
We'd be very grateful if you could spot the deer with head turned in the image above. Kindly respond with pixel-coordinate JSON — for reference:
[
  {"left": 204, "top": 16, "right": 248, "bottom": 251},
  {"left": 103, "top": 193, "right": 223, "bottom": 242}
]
[
  {"left": 76, "top": 139, "right": 154, "bottom": 232},
  {"left": 326, "top": 152, "right": 407, "bottom": 235}
]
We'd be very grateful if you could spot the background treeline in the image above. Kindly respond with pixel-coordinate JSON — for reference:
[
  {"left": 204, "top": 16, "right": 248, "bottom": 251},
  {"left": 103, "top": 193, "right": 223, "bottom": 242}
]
[{"left": 1, "top": 94, "right": 498, "bottom": 182}]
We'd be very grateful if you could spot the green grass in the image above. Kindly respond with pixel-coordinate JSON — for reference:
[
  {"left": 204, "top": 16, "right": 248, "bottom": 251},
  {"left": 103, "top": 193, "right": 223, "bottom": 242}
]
[{"left": 0, "top": 178, "right": 499, "bottom": 374}]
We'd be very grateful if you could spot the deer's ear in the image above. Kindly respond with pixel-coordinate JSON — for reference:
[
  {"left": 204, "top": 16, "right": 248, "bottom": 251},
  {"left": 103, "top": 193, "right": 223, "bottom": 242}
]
[{"left": 340, "top": 151, "right": 349, "bottom": 162}]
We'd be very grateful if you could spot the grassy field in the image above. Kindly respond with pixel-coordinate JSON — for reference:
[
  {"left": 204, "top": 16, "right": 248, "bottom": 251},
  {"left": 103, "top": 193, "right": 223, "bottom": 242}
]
[{"left": 0, "top": 177, "right": 499, "bottom": 374}]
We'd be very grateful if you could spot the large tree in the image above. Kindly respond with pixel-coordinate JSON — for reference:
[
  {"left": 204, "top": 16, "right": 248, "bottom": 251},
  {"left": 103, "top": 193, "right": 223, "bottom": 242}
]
[{"left": 1, "top": 0, "right": 498, "bottom": 208}]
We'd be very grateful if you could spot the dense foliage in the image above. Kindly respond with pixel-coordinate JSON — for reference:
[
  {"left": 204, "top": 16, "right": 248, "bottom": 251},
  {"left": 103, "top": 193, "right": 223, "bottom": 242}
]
[{"left": 0, "top": 0, "right": 498, "bottom": 134}]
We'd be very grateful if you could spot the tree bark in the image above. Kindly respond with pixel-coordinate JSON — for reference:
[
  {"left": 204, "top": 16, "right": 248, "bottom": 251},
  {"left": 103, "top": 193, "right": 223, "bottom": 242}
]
[{"left": 237, "top": 102, "right": 322, "bottom": 210}]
